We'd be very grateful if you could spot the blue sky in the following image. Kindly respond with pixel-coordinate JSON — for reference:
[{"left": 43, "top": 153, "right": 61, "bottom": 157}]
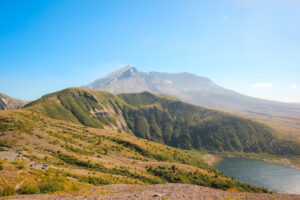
[{"left": 0, "top": 0, "right": 299, "bottom": 102}]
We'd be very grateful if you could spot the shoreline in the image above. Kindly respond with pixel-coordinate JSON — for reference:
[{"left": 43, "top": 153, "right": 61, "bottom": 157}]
[
  {"left": 206, "top": 154, "right": 222, "bottom": 165},
  {"left": 210, "top": 153, "right": 300, "bottom": 170}
]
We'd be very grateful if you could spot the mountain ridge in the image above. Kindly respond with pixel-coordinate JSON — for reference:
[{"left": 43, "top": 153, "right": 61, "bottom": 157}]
[
  {"left": 0, "top": 93, "right": 28, "bottom": 110},
  {"left": 83, "top": 66, "right": 300, "bottom": 140},
  {"left": 84, "top": 66, "right": 296, "bottom": 104},
  {"left": 24, "top": 87, "right": 300, "bottom": 156}
]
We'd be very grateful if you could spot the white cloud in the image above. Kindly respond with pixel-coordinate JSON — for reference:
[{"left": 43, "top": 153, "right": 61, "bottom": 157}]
[
  {"left": 287, "top": 84, "right": 297, "bottom": 90},
  {"left": 223, "top": 16, "right": 230, "bottom": 22},
  {"left": 251, "top": 82, "right": 273, "bottom": 88}
]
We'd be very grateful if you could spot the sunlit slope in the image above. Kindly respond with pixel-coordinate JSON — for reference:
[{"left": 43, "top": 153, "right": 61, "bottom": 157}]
[
  {"left": 83, "top": 66, "right": 300, "bottom": 141},
  {"left": 25, "top": 88, "right": 300, "bottom": 156},
  {"left": 0, "top": 93, "right": 28, "bottom": 110},
  {"left": 0, "top": 110, "right": 269, "bottom": 194}
]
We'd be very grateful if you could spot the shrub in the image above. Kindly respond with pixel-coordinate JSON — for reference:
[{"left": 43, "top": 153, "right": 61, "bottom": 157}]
[
  {"left": 146, "top": 165, "right": 269, "bottom": 193},
  {"left": 0, "top": 184, "right": 16, "bottom": 196},
  {"left": 10, "top": 161, "right": 25, "bottom": 169},
  {"left": 0, "top": 140, "right": 12, "bottom": 148},
  {"left": 79, "top": 176, "right": 110, "bottom": 185},
  {"left": 17, "top": 183, "right": 40, "bottom": 194},
  {"left": 38, "top": 176, "right": 65, "bottom": 193}
]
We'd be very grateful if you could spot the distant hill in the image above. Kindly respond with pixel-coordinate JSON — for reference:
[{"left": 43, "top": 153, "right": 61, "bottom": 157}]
[
  {"left": 25, "top": 88, "right": 300, "bottom": 156},
  {"left": 83, "top": 66, "right": 300, "bottom": 140},
  {"left": 0, "top": 93, "right": 28, "bottom": 110}
]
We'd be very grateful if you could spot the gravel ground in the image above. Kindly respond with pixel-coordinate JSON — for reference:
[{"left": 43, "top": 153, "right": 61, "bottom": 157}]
[
  {"left": 3, "top": 184, "right": 300, "bottom": 200},
  {"left": 0, "top": 152, "right": 19, "bottom": 161}
]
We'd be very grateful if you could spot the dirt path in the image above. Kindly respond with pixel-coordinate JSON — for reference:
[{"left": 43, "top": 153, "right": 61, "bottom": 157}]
[{"left": 4, "top": 184, "right": 300, "bottom": 200}]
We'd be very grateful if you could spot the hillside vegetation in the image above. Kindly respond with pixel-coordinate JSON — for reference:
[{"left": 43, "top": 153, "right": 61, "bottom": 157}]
[
  {"left": 0, "top": 110, "right": 269, "bottom": 196},
  {"left": 25, "top": 88, "right": 300, "bottom": 156},
  {"left": 84, "top": 66, "right": 300, "bottom": 141}
]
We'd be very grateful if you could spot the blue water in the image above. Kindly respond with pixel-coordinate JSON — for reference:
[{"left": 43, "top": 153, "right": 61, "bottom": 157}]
[{"left": 215, "top": 157, "right": 300, "bottom": 194}]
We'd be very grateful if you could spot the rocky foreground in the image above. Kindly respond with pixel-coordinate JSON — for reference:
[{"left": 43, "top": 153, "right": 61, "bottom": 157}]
[{"left": 4, "top": 184, "right": 300, "bottom": 200}]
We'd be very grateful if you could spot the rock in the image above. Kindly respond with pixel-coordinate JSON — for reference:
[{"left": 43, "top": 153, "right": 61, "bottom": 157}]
[
  {"left": 153, "top": 193, "right": 163, "bottom": 197},
  {"left": 0, "top": 151, "right": 18, "bottom": 161}
]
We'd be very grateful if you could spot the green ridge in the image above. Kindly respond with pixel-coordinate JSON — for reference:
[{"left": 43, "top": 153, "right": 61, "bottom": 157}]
[{"left": 25, "top": 88, "right": 300, "bottom": 156}]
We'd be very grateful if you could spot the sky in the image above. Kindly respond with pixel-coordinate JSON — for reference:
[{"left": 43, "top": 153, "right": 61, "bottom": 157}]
[{"left": 0, "top": 0, "right": 299, "bottom": 102}]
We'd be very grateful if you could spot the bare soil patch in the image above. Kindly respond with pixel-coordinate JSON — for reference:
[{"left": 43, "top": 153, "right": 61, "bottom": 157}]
[{"left": 5, "top": 184, "right": 300, "bottom": 200}]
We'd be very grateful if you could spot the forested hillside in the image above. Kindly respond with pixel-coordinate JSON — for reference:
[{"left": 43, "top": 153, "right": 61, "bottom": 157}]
[{"left": 24, "top": 88, "right": 300, "bottom": 156}]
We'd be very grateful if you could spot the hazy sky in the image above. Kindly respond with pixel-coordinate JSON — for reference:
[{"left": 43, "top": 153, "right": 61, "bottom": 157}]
[{"left": 0, "top": 0, "right": 299, "bottom": 102}]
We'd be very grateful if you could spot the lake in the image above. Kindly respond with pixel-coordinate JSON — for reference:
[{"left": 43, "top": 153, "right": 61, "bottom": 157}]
[{"left": 215, "top": 157, "right": 300, "bottom": 194}]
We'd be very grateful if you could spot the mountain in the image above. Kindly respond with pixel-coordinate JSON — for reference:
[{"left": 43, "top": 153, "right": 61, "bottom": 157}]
[
  {"left": 0, "top": 109, "right": 269, "bottom": 196},
  {"left": 83, "top": 66, "right": 300, "bottom": 140},
  {"left": 0, "top": 93, "right": 28, "bottom": 110},
  {"left": 24, "top": 88, "right": 300, "bottom": 156}
]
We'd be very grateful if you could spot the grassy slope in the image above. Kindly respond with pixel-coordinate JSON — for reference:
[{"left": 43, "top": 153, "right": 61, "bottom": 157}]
[
  {"left": 25, "top": 88, "right": 137, "bottom": 132},
  {"left": 119, "top": 92, "right": 300, "bottom": 155},
  {"left": 0, "top": 110, "right": 270, "bottom": 196},
  {"left": 25, "top": 88, "right": 300, "bottom": 157}
]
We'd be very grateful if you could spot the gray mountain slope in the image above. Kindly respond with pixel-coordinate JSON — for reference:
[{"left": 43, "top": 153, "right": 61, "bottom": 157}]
[
  {"left": 0, "top": 93, "right": 28, "bottom": 110},
  {"left": 83, "top": 66, "right": 300, "bottom": 138}
]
